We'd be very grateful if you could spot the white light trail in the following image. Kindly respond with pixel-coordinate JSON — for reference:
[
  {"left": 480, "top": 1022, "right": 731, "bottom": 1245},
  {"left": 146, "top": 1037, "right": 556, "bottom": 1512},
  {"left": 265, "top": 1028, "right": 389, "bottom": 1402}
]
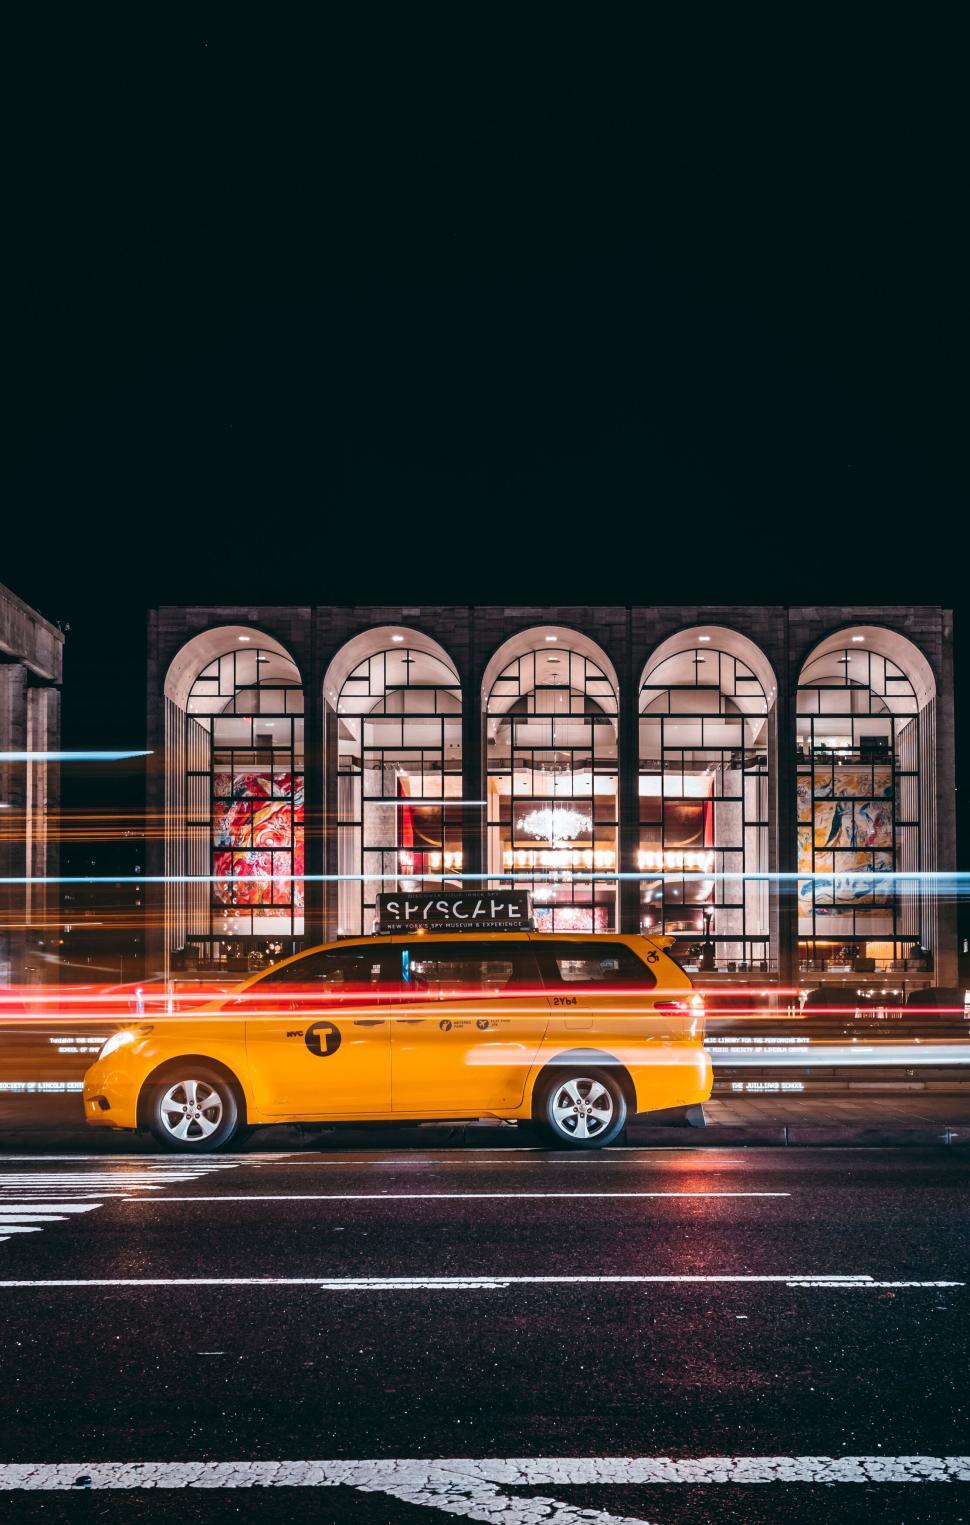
[{"left": 0, "top": 751, "right": 151, "bottom": 762}]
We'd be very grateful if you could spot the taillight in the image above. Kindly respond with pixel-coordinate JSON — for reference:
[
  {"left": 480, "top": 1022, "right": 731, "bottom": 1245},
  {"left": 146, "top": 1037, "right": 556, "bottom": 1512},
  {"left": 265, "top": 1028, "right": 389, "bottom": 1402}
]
[{"left": 654, "top": 996, "right": 705, "bottom": 1035}]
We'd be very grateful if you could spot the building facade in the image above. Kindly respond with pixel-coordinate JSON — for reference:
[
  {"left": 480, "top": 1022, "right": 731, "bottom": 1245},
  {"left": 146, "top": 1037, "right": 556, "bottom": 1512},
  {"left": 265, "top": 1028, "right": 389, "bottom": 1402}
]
[
  {"left": 0, "top": 582, "right": 63, "bottom": 983},
  {"left": 146, "top": 604, "right": 957, "bottom": 993}
]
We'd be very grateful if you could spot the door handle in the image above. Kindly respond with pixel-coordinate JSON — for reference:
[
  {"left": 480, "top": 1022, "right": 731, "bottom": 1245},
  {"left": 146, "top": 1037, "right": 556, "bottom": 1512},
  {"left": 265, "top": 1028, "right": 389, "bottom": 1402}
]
[{"left": 353, "top": 1019, "right": 385, "bottom": 1027}]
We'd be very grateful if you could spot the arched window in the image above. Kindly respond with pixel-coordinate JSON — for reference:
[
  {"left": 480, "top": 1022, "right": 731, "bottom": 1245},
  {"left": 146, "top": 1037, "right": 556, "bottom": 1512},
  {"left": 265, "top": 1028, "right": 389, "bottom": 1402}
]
[
  {"left": 484, "top": 635, "right": 619, "bottom": 931},
  {"left": 328, "top": 636, "right": 462, "bottom": 936},
  {"left": 164, "top": 628, "right": 305, "bottom": 970},
  {"left": 796, "top": 629, "right": 934, "bottom": 973},
  {"left": 639, "top": 631, "right": 774, "bottom": 971}
]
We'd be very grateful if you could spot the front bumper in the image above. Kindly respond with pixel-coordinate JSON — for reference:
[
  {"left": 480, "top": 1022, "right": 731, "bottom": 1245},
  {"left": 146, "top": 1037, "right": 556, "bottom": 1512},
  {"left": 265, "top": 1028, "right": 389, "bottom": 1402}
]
[
  {"left": 82, "top": 1058, "right": 139, "bottom": 1129},
  {"left": 83, "top": 1093, "right": 118, "bottom": 1128}
]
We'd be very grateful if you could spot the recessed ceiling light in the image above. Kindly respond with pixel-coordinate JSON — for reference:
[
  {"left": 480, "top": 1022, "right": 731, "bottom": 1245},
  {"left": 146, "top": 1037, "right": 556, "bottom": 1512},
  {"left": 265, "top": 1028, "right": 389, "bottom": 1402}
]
[
  {"left": 851, "top": 635, "right": 865, "bottom": 642},
  {"left": 257, "top": 655, "right": 269, "bottom": 663},
  {"left": 698, "top": 635, "right": 711, "bottom": 642},
  {"left": 546, "top": 656, "right": 561, "bottom": 664},
  {"left": 545, "top": 635, "right": 558, "bottom": 642},
  {"left": 238, "top": 635, "right": 251, "bottom": 642},
  {"left": 838, "top": 655, "right": 852, "bottom": 663},
  {"left": 696, "top": 656, "right": 707, "bottom": 664},
  {"left": 391, "top": 634, "right": 404, "bottom": 643}
]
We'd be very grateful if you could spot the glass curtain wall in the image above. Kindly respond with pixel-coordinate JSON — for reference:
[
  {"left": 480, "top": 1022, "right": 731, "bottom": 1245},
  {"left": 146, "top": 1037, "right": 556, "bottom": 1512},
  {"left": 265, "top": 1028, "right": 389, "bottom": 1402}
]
[
  {"left": 485, "top": 647, "right": 618, "bottom": 931},
  {"left": 797, "top": 646, "right": 920, "bottom": 970},
  {"left": 185, "top": 645, "right": 305, "bottom": 963},
  {"left": 334, "top": 646, "right": 462, "bottom": 935},
  {"left": 639, "top": 647, "right": 770, "bottom": 970}
]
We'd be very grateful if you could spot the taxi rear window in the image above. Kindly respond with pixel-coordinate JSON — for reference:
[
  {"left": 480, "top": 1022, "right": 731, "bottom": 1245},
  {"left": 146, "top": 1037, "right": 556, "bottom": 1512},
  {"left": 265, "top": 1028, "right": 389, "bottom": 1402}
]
[
  {"left": 536, "top": 942, "right": 657, "bottom": 989},
  {"left": 399, "top": 941, "right": 541, "bottom": 994}
]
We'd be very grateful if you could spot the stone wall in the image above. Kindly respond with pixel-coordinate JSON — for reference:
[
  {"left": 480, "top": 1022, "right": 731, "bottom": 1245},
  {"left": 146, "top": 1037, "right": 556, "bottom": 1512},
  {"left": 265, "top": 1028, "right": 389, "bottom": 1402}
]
[{"left": 0, "top": 584, "right": 64, "bottom": 981}]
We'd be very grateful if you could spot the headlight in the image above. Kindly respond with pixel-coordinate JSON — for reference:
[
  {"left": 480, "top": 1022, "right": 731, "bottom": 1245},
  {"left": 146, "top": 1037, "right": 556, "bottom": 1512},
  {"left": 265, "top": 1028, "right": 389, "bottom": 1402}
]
[{"left": 97, "top": 1029, "right": 137, "bottom": 1062}]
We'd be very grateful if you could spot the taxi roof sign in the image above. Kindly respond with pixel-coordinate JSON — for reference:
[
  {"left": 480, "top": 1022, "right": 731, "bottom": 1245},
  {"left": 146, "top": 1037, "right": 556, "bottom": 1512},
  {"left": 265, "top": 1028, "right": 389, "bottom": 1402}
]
[{"left": 376, "top": 891, "right": 534, "bottom": 933}]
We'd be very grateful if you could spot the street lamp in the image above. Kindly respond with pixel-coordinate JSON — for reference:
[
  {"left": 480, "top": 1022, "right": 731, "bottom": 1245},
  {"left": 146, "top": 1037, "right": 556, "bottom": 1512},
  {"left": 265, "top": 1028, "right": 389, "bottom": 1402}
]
[{"left": 700, "top": 905, "right": 716, "bottom": 972}]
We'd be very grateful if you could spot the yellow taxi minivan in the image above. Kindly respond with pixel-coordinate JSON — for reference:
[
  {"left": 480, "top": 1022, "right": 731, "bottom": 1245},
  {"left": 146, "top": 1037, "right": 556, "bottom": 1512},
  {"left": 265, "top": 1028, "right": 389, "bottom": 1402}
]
[{"left": 83, "top": 894, "right": 711, "bottom": 1152}]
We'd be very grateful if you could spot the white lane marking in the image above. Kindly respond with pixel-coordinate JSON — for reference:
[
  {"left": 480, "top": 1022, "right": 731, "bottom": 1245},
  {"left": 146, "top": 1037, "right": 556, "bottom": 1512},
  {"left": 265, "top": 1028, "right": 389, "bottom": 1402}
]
[
  {"left": 0, "top": 1463, "right": 652, "bottom": 1524},
  {"left": 245, "top": 1152, "right": 720, "bottom": 1163},
  {"left": 0, "top": 1273, "right": 958, "bottom": 1290},
  {"left": 252, "top": 1156, "right": 810, "bottom": 1166},
  {"left": 0, "top": 1170, "right": 243, "bottom": 1194},
  {"left": 0, "top": 1215, "right": 79, "bottom": 1223},
  {"left": 0, "top": 1178, "right": 230, "bottom": 1186},
  {"left": 3, "top": 1455, "right": 970, "bottom": 1521},
  {"left": 0, "top": 1160, "right": 245, "bottom": 1250},
  {"left": 0, "top": 1178, "right": 226, "bottom": 1188},
  {"left": 119, "top": 1191, "right": 791, "bottom": 1201},
  {"left": 0, "top": 1156, "right": 251, "bottom": 1163},
  {"left": 0, "top": 1205, "right": 102, "bottom": 1213}
]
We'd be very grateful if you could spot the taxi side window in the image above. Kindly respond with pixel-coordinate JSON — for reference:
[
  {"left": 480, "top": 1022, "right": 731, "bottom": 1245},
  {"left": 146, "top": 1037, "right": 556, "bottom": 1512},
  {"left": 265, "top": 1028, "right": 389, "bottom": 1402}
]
[
  {"left": 536, "top": 943, "right": 657, "bottom": 989},
  {"left": 258, "top": 951, "right": 384, "bottom": 987},
  {"left": 400, "top": 942, "right": 541, "bottom": 997}
]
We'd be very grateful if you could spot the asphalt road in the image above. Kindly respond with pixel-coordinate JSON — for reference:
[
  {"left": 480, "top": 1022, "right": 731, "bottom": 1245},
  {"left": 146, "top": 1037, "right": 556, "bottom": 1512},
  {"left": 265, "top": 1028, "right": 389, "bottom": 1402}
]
[{"left": 0, "top": 1142, "right": 968, "bottom": 1522}]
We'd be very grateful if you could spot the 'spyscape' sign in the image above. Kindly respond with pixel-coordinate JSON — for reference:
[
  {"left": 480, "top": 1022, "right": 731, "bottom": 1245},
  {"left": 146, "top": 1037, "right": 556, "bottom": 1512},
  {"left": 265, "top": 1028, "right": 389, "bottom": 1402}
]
[{"left": 376, "top": 891, "right": 534, "bottom": 933}]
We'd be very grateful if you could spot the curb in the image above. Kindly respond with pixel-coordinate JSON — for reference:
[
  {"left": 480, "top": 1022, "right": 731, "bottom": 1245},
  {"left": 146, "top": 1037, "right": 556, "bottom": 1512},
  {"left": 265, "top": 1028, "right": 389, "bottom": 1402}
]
[{"left": 625, "top": 1123, "right": 966, "bottom": 1148}]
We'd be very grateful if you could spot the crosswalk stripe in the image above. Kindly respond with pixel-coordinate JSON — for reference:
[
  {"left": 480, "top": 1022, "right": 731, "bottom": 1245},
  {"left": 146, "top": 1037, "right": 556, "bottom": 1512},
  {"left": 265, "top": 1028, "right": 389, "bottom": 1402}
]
[
  {"left": 0, "top": 1156, "right": 246, "bottom": 1162},
  {"left": 0, "top": 1159, "right": 244, "bottom": 1251},
  {"left": 0, "top": 1214, "right": 75, "bottom": 1222},
  {"left": 0, "top": 1205, "right": 102, "bottom": 1213}
]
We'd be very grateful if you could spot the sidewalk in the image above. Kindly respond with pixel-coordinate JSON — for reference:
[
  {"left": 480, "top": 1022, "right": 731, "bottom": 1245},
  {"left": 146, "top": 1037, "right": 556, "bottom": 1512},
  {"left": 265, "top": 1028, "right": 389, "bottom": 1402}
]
[
  {"left": 1, "top": 1093, "right": 969, "bottom": 1150},
  {"left": 652, "top": 1094, "right": 970, "bottom": 1147}
]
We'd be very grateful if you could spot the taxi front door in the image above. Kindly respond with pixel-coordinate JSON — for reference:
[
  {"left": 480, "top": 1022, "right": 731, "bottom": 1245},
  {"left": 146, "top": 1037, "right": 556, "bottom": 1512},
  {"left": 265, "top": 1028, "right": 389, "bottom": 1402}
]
[
  {"left": 243, "top": 946, "right": 393, "bottom": 1117},
  {"left": 389, "top": 939, "right": 549, "bottom": 1114}
]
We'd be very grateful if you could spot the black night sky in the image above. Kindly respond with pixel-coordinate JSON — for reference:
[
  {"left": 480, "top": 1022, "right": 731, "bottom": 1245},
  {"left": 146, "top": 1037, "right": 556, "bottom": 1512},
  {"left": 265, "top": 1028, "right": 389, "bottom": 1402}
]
[{"left": 2, "top": 19, "right": 967, "bottom": 838}]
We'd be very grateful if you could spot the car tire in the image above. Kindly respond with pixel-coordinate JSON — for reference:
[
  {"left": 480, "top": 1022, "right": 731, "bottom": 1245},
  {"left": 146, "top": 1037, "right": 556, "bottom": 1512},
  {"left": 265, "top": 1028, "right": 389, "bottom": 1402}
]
[
  {"left": 145, "top": 1065, "right": 240, "bottom": 1153},
  {"left": 537, "top": 1065, "right": 628, "bottom": 1150}
]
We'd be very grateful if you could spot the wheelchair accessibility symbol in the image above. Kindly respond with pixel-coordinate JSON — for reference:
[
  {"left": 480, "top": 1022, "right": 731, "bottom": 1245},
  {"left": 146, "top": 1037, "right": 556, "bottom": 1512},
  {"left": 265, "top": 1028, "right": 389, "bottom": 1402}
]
[{"left": 304, "top": 1021, "right": 342, "bottom": 1058}]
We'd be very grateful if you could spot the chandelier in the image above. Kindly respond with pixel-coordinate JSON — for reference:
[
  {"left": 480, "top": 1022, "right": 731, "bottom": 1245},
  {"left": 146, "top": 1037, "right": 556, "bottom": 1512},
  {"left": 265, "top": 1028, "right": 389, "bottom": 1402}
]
[{"left": 516, "top": 806, "right": 593, "bottom": 846}]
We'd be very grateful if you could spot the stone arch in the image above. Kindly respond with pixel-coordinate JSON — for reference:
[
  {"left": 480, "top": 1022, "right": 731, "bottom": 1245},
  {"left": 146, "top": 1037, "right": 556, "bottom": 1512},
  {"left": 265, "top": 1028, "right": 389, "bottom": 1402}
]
[
  {"left": 482, "top": 626, "right": 619, "bottom": 932},
  {"left": 637, "top": 625, "right": 777, "bottom": 972},
  {"left": 324, "top": 626, "right": 462, "bottom": 936},
  {"left": 162, "top": 626, "right": 305, "bottom": 973},
  {"left": 796, "top": 624, "right": 937, "bottom": 976}
]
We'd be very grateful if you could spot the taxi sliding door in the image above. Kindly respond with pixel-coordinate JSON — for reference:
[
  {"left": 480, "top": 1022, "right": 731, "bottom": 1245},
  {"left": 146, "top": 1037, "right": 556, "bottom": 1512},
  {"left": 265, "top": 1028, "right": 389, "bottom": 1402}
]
[
  {"left": 532, "top": 938, "right": 702, "bottom": 1114},
  {"left": 531, "top": 937, "right": 668, "bottom": 1043},
  {"left": 389, "top": 939, "right": 548, "bottom": 1114},
  {"left": 243, "top": 945, "right": 393, "bottom": 1117}
]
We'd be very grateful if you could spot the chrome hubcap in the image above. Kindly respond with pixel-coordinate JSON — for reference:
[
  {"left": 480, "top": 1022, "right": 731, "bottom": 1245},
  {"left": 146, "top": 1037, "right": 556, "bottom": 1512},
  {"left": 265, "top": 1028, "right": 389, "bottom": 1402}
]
[
  {"left": 160, "top": 1079, "right": 222, "bottom": 1141},
  {"left": 551, "top": 1077, "right": 613, "bottom": 1140}
]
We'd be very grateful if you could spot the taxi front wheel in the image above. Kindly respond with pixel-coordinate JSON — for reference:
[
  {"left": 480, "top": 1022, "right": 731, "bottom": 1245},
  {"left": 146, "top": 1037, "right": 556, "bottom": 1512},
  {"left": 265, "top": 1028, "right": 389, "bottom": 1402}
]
[
  {"left": 145, "top": 1066, "right": 240, "bottom": 1152},
  {"left": 538, "top": 1067, "right": 627, "bottom": 1149}
]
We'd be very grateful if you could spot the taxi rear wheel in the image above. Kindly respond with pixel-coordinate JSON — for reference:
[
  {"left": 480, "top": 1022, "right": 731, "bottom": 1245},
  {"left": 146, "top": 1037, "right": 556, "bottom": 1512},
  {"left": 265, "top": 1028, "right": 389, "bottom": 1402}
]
[
  {"left": 145, "top": 1066, "right": 240, "bottom": 1152},
  {"left": 538, "top": 1066, "right": 627, "bottom": 1149}
]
